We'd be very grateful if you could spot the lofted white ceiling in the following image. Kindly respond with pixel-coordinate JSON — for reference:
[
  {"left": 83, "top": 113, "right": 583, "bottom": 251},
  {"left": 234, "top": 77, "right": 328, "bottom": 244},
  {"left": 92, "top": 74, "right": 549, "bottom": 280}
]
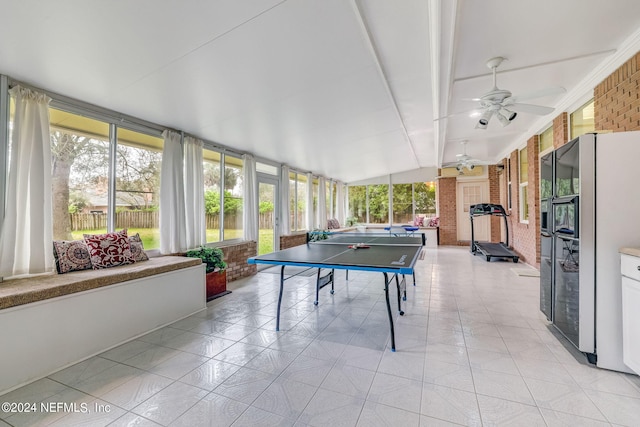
[{"left": 1, "top": 0, "right": 640, "bottom": 182}]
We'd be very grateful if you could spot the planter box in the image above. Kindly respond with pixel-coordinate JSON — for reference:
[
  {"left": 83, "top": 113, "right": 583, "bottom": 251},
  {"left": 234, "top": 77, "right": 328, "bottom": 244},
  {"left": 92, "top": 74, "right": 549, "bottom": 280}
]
[{"left": 206, "top": 270, "right": 230, "bottom": 301}]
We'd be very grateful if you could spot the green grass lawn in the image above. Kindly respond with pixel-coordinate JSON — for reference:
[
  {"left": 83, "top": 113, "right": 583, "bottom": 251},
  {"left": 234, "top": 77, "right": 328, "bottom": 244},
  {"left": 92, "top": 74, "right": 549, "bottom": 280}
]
[{"left": 72, "top": 228, "right": 275, "bottom": 255}]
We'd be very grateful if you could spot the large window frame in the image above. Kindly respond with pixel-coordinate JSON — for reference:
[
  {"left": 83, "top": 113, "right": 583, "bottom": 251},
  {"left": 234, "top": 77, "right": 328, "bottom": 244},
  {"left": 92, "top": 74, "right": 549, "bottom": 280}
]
[
  {"left": 570, "top": 99, "right": 595, "bottom": 139},
  {"left": 288, "top": 170, "right": 308, "bottom": 231},
  {"left": 347, "top": 181, "right": 437, "bottom": 225},
  {"left": 519, "top": 146, "right": 529, "bottom": 223}
]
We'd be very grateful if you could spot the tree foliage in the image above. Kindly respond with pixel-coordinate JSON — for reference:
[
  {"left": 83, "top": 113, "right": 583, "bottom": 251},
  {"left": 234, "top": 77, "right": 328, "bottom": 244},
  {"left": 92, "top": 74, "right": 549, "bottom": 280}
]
[
  {"left": 205, "top": 190, "right": 242, "bottom": 215},
  {"left": 348, "top": 182, "right": 436, "bottom": 223}
]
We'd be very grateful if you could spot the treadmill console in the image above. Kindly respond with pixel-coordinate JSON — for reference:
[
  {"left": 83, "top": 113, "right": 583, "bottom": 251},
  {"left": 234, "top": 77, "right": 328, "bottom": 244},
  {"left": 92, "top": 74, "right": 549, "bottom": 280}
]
[{"left": 470, "top": 203, "right": 507, "bottom": 217}]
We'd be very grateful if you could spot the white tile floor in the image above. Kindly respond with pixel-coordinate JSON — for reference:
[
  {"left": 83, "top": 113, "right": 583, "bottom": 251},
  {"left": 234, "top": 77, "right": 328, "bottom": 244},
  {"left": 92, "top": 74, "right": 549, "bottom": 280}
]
[{"left": 2, "top": 246, "right": 640, "bottom": 426}]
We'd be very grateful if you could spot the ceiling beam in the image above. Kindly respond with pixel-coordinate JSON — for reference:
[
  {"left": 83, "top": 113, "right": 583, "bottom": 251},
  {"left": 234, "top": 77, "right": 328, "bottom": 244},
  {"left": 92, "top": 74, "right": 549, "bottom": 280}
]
[
  {"left": 428, "top": 0, "right": 458, "bottom": 167},
  {"left": 350, "top": 0, "right": 421, "bottom": 170},
  {"left": 495, "top": 25, "right": 640, "bottom": 161}
]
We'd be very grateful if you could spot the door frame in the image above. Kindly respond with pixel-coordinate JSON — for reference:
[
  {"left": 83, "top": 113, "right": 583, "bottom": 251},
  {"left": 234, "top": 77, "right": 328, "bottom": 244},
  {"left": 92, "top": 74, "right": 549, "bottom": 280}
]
[
  {"left": 257, "top": 173, "right": 280, "bottom": 258},
  {"left": 456, "top": 179, "right": 490, "bottom": 242}
]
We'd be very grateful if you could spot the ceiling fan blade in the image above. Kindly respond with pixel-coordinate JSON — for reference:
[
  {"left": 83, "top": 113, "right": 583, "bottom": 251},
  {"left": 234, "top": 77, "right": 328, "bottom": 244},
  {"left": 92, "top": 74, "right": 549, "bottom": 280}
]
[
  {"left": 434, "top": 108, "right": 481, "bottom": 121},
  {"left": 508, "top": 103, "right": 555, "bottom": 115},
  {"left": 505, "top": 86, "right": 566, "bottom": 104}
]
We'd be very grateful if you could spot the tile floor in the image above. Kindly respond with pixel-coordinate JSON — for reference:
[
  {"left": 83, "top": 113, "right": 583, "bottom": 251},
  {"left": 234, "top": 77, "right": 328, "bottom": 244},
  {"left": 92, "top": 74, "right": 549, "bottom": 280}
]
[{"left": 2, "top": 246, "right": 640, "bottom": 426}]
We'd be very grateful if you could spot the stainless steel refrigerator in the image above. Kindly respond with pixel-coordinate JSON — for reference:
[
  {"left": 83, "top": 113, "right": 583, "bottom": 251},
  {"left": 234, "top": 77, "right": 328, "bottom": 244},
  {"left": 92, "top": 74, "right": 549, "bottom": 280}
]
[{"left": 540, "top": 132, "right": 640, "bottom": 373}]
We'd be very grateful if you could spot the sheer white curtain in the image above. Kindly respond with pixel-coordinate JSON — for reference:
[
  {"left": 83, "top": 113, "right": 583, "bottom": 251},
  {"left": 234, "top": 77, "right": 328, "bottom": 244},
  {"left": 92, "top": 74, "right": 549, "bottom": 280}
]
[
  {"left": 306, "top": 172, "right": 314, "bottom": 230},
  {"left": 336, "top": 181, "right": 345, "bottom": 226},
  {"left": 243, "top": 154, "right": 258, "bottom": 241},
  {"left": 318, "top": 176, "right": 327, "bottom": 230},
  {"left": 0, "top": 86, "right": 53, "bottom": 277},
  {"left": 280, "top": 165, "right": 290, "bottom": 235},
  {"left": 160, "top": 130, "right": 186, "bottom": 254},
  {"left": 183, "top": 136, "right": 205, "bottom": 249}
]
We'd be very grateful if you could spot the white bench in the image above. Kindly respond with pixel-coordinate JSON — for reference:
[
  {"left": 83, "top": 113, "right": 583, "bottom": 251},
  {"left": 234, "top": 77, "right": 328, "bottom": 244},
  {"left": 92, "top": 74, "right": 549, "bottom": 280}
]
[{"left": 0, "top": 256, "right": 205, "bottom": 395}]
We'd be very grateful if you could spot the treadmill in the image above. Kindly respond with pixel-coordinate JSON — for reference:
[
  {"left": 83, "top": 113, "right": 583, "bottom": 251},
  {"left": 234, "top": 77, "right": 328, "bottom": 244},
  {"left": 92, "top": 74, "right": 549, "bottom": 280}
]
[{"left": 469, "top": 203, "right": 519, "bottom": 263}]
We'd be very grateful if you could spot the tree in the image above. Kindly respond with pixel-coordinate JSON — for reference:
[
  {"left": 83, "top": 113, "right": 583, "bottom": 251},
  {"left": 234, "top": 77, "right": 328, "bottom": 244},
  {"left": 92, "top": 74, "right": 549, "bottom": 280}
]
[
  {"left": 414, "top": 182, "right": 436, "bottom": 214},
  {"left": 51, "top": 131, "right": 108, "bottom": 240},
  {"left": 368, "top": 184, "right": 389, "bottom": 222},
  {"left": 204, "top": 189, "right": 242, "bottom": 215},
  {"left": 115, "top": 144, "right": 161, "bottom": 210}
]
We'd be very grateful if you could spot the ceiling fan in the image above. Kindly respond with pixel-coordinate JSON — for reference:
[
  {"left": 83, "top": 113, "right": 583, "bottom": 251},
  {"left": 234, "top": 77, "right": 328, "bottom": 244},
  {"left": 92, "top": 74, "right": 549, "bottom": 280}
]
[
  {"left": 469, "top": 56, "right": 565, "bottom": 129},
  {"left": 442, "top": 141, "right": 491, "bottom": 172}
]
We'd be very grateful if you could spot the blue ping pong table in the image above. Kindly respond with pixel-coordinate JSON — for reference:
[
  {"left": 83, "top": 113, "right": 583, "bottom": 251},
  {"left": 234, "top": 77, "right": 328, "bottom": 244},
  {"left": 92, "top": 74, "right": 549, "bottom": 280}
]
[{"left": 247, "top": 232, "right": 425, "bottom": 351}]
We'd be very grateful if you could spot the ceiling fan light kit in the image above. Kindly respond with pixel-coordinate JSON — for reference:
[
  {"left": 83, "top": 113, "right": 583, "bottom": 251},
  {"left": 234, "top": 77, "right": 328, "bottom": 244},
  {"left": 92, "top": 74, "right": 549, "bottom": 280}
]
[{"left": 471, "top": 56, "right": 558, "bottom": 130}]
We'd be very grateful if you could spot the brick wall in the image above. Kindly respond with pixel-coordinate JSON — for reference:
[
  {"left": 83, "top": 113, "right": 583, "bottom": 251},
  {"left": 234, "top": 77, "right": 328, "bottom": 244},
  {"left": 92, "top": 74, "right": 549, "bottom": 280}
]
[
  {"left": 437, "top": 176, "right": 458, "bottom": 245},
  {"left": 595, "top": 51, "right": 640, "bottom": 132},
  {"left": 280, "top": 233, "right": 308, "bottom": 250},
  {"left": 436, "top": 52, "right": 640, "bottom": 266},
  {"left": 553, "top": 112, "right": 569, "bottom": 149},
  {"left": 488, "top": 165, "right": 502, "bottom": 242},
  {"left": 218, "top": 241, "right": 257, "bottom": 282},
  {"left": 507, "top": 136, "right": 540, "bottom": 266}
]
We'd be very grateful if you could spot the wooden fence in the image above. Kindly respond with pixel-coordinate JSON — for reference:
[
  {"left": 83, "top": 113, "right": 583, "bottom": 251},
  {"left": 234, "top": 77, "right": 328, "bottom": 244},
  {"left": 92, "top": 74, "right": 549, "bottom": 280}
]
[{"left": 70, "top": 211, "right": 275, "bottom": 231}]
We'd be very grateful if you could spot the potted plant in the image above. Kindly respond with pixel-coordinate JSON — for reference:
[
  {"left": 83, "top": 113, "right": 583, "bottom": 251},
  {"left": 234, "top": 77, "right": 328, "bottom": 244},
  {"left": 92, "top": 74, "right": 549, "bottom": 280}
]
[{"left": 185, "top": 246, "right": 229, "bottom": 301}]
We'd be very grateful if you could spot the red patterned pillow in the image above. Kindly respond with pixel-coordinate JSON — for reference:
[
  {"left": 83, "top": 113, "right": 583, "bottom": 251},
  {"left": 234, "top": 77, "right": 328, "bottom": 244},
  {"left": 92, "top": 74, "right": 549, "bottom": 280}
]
[
  {"left": 128, "top": 233, "right": 149, "bottom": 262},
  {"left": 84, "top": 230, "right": 135, "bottom": 269},
  {"left": 53, "top": 240, "right": 93, "bottom": 274}
]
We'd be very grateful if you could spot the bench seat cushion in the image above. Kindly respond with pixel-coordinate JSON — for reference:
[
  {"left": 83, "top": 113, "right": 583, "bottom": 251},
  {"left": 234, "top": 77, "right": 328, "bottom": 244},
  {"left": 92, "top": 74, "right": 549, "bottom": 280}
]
[{"left": 0, "top": 256, "right": 202, "bottom": 310}]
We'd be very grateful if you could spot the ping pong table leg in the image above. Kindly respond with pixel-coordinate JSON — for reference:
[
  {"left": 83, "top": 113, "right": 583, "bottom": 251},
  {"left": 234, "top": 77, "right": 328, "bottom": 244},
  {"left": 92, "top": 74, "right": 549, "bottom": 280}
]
[
  {"left": 383, "top": 272, "right": 396, "bottom": 352},
  {"left": 315, "top": 269, "right": 321, "bottom": 306},
  {"left": 395, "top": 274, "right": 405, "bottom": 315},
  {"left": 276, "top": 265, "right": 285, "bottom": 331}
]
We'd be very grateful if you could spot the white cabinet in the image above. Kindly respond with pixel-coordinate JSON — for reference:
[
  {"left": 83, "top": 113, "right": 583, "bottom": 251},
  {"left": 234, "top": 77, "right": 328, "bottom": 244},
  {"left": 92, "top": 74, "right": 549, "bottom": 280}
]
[{"left": 621, "top": 252, "right": 640, "bottom": 374}]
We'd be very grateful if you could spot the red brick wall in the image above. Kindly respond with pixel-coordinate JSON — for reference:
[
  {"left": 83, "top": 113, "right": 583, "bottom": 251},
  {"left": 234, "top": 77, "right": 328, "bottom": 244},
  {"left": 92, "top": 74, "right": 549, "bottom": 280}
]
[
  {"left": 280, "top": 233, "right": 308, "bottom": 250},
  {"left": 438, "top": 52, "right": 640, "bottom": 266},
  {"left": 218, "top": 241, "right": 257, "bottom": 282},
  {"left": 595, "top": 51, "right": 640, "bottom": 132},
  {"left": 553, "top": 112, "right": 569, "bottom": 149},
  {"left": 488, "top": 165, "right": 502, "bottom": 242},
  {"left": 437, "top": 176, "right": 458, "bottom": 245},
  {"left": 529, "top": 135, "right": 541, "bottom": 265}
]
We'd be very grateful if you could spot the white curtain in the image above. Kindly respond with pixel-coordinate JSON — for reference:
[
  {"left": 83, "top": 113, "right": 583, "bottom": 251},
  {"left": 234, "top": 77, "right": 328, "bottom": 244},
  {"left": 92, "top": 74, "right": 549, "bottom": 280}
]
[
  {"left": 306, "top": 172, "right": 314, "bottom": 230},
  {"left": 0, "top": 86, "right": 54, "bottom": 277},
  {"left": 318, "top": 176, "right": 327, "bottom": 230},
  {"left": 160, "top": 130, "right": 186, "bottom": 254},
  {"left": 336, "top": 181, "right": 345, "bottom": 226},
  {"left": 183, "top": 136, "right": 205, "bottom": 249},
  {"left": 280, "top": 165, "right": 290, "bottom": 235},
  {"left": 243, "top": 154, "right": 258, "bottom": 241}
]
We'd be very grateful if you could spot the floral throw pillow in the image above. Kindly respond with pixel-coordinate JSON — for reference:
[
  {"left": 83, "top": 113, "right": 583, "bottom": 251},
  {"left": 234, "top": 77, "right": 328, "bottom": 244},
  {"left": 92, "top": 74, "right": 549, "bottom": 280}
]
[
  {"left": 84, "top": 230, "right": 135, "bottom": 269},
  {"left": 128, "top": 233, "right": 149, "bottom": 262},
  {"left": 53, "top": 240, "right": 93, "bottom": 274}
]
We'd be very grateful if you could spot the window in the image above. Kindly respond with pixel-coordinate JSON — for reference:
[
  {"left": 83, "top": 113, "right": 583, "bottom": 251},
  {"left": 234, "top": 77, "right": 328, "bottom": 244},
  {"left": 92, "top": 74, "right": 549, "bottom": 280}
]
[
  {"left": 312, "top": 178, "right": 319, "bottom": 229},
  {"left": 49, "top": 110, "right": 110, "bottom": 242},
  {"left": 392, "top": 183, "right": 412, "bottom": 223},
  {"left": 348, "top": 185, "right": 367, "bottom": 223},
  {"left": 223, "top": 154, "right": 243, "bottom": 240},
  {"left": 539, "top": 126, "right": 553, "bottom": 153},
  {"left": 203, "top": 151, "right": 252, "bottom": 242},
  {"left": 288, "top": 172, "right": 307, "bottom": 231},
  {"left": 348, "top": 182, "right": 436, "bottom": 225},
  {"left": 414, "top": 182, "right": 437, "bottom": 218},
  {"left": 368, "top": 184, "right": 389, "bottom": 224},
  {"left": 325, "top": 180, "right": 333, "bottom": 219},
  {"left": 507, "top": 158, "right": 512, "bottom": 211},
  {"left": 519, "top": 146, "right": 529, "bottom": 223},
  {"left": 115, "top": 128, "right": 163, "bottom": 249},
  {"left": 570, "top": 99, "right": 595, "bottom": 139},
  {"left": 203, "top": 149, "right": 222, "bottom": 243},
  {"left": 48, "top": 108, "right": 165, "bottom": 249}
]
